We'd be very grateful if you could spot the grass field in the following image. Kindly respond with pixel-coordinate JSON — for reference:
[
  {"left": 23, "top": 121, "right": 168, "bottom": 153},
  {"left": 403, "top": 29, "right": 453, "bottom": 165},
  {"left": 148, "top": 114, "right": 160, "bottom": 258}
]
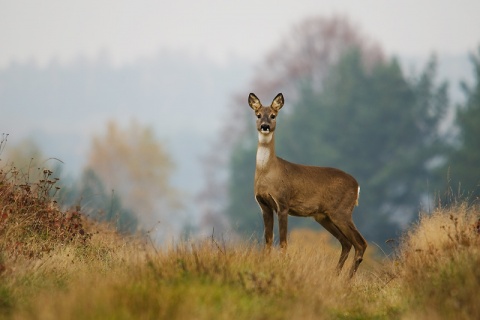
[{"left": 1, "top": 166, "right": 479, "bottom": 319}]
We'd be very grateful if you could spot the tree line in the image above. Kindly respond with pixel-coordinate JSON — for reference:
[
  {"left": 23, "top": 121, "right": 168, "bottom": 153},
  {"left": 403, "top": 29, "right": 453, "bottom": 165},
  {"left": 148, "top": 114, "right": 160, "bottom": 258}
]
[{"left": 222, "top": 17, "right": 480, "bottom": 247}]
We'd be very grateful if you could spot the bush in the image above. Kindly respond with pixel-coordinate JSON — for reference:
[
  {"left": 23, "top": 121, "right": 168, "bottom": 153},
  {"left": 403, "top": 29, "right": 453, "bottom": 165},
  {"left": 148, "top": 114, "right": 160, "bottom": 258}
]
[{"left": 0, "top": 165, "right": 91, "bottom": 260}]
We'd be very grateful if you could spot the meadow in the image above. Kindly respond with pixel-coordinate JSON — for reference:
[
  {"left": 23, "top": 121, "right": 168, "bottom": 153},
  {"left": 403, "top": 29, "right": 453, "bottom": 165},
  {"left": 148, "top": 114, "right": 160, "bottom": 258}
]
[{"left": 0, "top": 165, "right": 479, "bottom": 319}]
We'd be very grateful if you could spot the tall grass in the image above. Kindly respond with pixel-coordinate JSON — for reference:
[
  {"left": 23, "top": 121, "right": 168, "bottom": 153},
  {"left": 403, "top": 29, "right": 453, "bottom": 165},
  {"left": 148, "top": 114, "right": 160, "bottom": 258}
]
[
  {"left": 394, "top": 203, "right": 480, "bottom": 319},
  {"left": 12, "top": 231, "right": 398, "bottom": 320},
  {"left": 1, "top": 158, "right": 479, "bottom": 319}
]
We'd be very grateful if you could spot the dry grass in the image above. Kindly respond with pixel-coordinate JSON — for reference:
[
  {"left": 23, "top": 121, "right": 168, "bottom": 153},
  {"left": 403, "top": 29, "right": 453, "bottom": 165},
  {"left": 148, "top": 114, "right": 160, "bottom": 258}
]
[
  {"left": 12, "top": 232, "right": 398, "bottom": 320},
  {"left": 394, "top": 204, "right": 480, "bottom": 319},
  {"left": 0, "top": 167, "right": 90, "bottom": 260},
  {"left": 1, "top": 160, "right": 479, "bottom": 319}
]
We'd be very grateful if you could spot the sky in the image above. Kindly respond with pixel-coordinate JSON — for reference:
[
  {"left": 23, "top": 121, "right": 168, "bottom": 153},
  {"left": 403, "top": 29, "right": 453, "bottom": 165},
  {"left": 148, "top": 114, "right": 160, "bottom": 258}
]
[{"left": 1, "top": 0, "right": 480, "bottom": 68}]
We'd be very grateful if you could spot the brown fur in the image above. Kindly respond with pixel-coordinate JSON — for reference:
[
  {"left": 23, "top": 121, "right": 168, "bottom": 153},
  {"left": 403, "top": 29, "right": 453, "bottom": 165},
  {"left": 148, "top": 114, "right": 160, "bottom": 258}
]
[{"left": 249, "top": 93, "right": 367, "bottom": 277}]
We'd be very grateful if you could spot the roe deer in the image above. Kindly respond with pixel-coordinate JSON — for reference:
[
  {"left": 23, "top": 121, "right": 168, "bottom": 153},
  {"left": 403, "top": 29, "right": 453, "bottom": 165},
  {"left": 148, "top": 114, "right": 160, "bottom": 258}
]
[{"left": 248, "top": 92, "right": 367, "bottom": 277}]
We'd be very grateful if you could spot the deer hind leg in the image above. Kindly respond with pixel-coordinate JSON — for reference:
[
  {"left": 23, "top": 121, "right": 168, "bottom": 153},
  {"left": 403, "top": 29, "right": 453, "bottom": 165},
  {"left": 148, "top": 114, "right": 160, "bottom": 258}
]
[
  {"left": 329, "top": 214, "right": 367, "bottom": 277},
  {"left": 278, "top": 208, "right": 289, "bottom": 250},
  {"left": 348, "top": 222, "right": 367, "bottom": 277},
  {"left": 314, "top": 215, "right": 352, "bottom": 272}
]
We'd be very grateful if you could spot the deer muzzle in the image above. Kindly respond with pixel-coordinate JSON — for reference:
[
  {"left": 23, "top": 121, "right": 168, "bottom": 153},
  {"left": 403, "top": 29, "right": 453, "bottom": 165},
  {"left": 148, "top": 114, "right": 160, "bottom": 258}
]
[{"left": 260, "top": 124, "right": 270, "bottom": 133}]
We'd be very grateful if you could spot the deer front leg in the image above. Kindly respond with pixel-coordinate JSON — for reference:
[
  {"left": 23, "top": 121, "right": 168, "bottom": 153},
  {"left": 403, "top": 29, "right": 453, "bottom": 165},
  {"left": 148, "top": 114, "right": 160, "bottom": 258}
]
[
  {"left": 257, "top": 201, "right": 274, "bottom": 251},
  {"left": 263, "top": 209, "right": 274, "bottom": 250},
  {"left": 278, "top": 208, "right": 289, "bottom": 250}
]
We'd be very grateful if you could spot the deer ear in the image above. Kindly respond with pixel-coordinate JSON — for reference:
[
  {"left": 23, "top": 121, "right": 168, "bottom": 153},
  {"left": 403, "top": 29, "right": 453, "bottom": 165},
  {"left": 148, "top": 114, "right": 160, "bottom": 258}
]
[
  {"left": 271, "top": 93, "right": 284, "bottom": 111},
  {"left": 248, "top": 93, "right": 262, "bottom": 111}
]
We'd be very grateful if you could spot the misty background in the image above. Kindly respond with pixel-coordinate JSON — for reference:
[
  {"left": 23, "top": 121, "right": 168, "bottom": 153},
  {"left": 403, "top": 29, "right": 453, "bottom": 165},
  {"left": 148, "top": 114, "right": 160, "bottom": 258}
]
[{"left": 1, "top": 1, "right": 480, "bottom": 244}]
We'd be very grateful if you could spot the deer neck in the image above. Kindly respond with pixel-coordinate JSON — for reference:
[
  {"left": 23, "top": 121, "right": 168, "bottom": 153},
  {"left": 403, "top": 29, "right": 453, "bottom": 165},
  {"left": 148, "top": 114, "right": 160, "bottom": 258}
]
[{"left": 256, "top": 132, "right": 276, "bottom": 170}]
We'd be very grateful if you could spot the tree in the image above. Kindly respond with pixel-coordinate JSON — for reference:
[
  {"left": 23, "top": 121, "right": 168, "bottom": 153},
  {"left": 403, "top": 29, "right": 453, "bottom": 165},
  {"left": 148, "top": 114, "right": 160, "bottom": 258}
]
[
  {"left": 60, "top": 168, "right": 138, "bottom": 234},
  {"left": 444, "top": 46, "right": 480, "bottom": 201},
  {"left": 87, "top": 119, "right": 181, "bottom": 230},
  {"left": 227, "top": 48, "right": 449, "bottom": 246},
  {"left": 250, "top": 15, "right": 384, "bottom": 103},
  {"left": 285, "top": 50, "right": 447, "bottom": 240}
]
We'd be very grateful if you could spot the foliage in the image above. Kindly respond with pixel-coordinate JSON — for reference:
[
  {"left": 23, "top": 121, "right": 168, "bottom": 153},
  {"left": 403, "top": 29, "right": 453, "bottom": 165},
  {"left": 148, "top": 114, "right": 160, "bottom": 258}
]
[
  {"left": 284, "top": 50, "right": 448, "bottom": 239},
  {"left": 59, "top": 168, "right": 138, "bottom": 234},
  {"left": 249, "top": 15, "right": 384, "bottom": 104},
  {"left": 227, "top": 48, "right": 449, "bottom": 246},
  {"left": 86, "top": 119, "right": 181, "bottom": 229},
  {"left": 443, "top": 46, "right": 480, "bottom": 202}
]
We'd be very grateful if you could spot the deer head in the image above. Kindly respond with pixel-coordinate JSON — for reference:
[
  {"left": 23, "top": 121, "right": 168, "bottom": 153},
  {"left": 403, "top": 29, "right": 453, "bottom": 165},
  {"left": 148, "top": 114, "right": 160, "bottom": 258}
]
[{"left": 248, "top": 93, "right": 284, "bottom": 135}]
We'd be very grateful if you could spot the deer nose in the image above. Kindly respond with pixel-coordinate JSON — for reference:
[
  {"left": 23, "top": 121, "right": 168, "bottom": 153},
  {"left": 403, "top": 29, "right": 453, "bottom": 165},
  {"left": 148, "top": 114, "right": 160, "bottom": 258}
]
[{"left": 260, "top": 124, "right": 270, "bottom": 132}]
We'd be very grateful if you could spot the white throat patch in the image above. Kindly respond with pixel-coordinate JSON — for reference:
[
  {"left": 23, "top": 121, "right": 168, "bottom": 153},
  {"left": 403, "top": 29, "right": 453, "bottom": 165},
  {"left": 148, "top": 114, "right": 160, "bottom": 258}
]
[
  {"left": 256, "top": 146, "right": 270, "bottom": 168},
  {"left": 257, "top": 132, "right": 273, "bottom": 168},
  {"left": 258, "top": 132, "right": 273, "bottom": 144}
]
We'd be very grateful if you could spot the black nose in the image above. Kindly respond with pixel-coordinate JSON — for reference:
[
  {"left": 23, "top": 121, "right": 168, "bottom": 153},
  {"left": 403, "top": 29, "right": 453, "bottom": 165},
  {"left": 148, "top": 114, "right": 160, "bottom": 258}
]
[{"left": 260, "top": 124, "right": 270, "bottom": 132}]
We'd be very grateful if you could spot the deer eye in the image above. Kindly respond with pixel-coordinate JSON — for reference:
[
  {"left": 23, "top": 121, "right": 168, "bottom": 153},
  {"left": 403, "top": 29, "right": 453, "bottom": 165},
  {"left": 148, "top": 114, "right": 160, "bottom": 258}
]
[
  {"left": 270, "top": 114, "right": 276, "bottom": 120},
  {"left": 256, "top": 113, "right": 261, "bottom": 119}
]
